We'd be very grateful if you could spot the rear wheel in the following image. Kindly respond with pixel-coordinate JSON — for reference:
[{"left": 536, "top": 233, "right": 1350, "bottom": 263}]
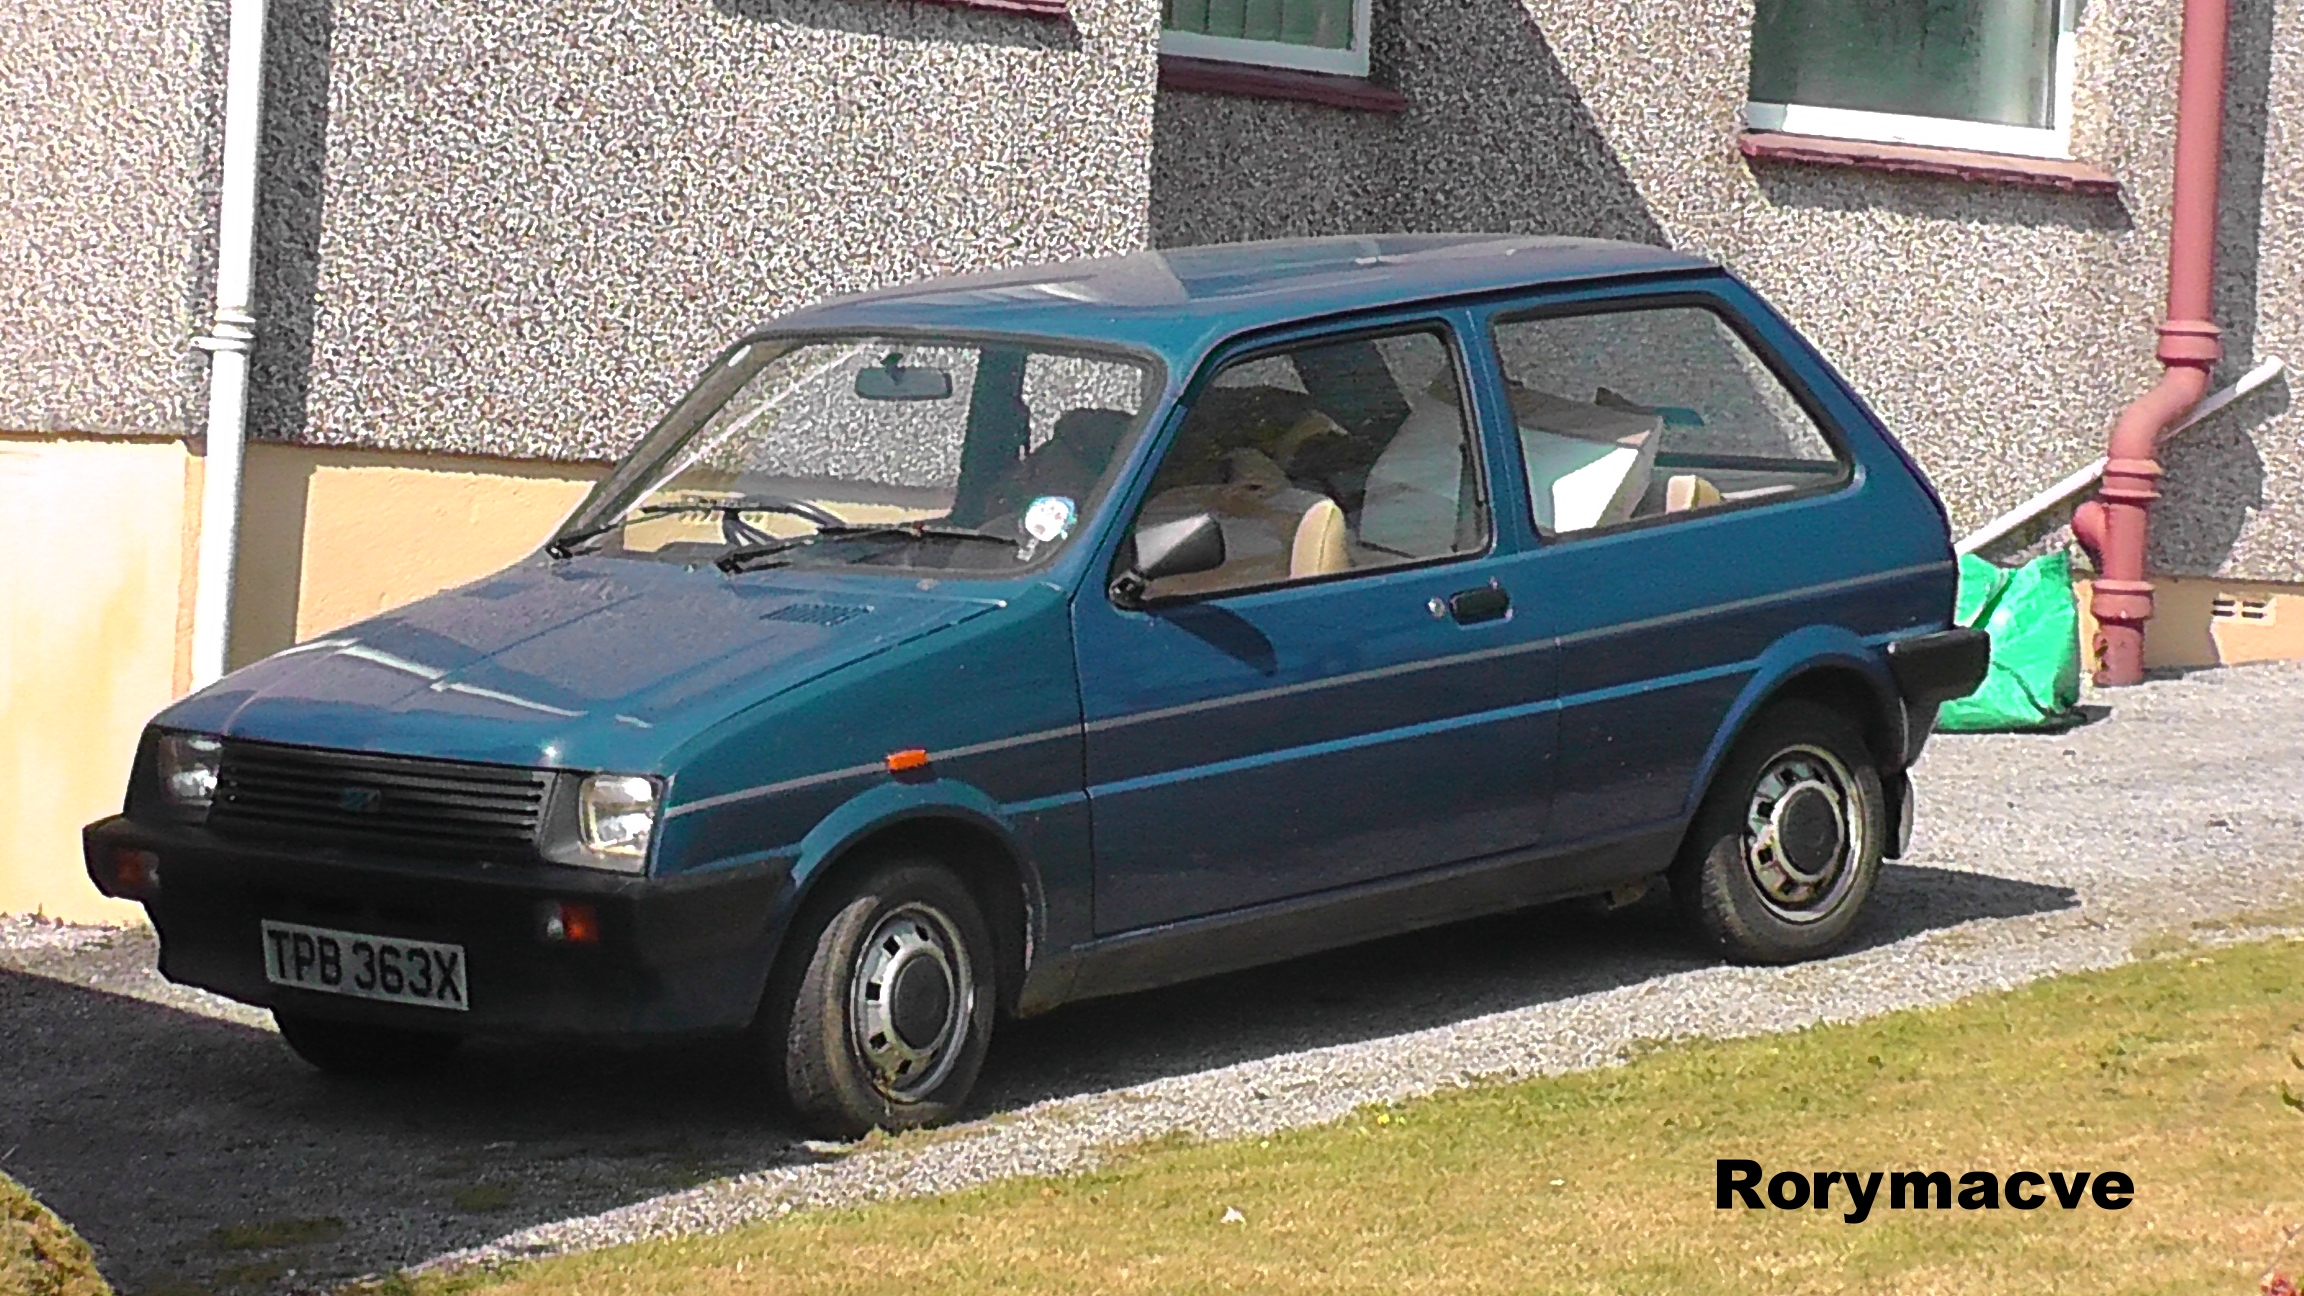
[
  {"left": 1670, "top": 699, "right": 1886, "bottom": 964},
  {"left": 273, "top": 1011, "right": 461, "bottom": 1076},
  {"left": 758, "top": 859, "right": 997, "bottom": 1139}
]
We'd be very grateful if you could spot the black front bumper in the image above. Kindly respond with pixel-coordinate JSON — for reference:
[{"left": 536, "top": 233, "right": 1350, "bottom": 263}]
[{"left": 84, "top": 816, "right": 794, "bottom": 1037}]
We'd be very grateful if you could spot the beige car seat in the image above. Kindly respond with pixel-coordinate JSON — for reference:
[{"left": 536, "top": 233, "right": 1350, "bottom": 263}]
[
  {"left": 1664, "top": 473, "right": 1723, "bottom": 513},
  {"left": 1137, "top": 448, "right": 1349, "bottom": 594},
  {"left": 1289, "top": 498, "right": 1350, "bottom": 578}
]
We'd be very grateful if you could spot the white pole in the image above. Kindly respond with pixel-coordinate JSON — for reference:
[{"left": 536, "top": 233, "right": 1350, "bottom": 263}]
[
  {"left": 1955, "top": 356, "right": 2285, "bottom": 556},
  {"left": 188, "top": 0, "right": 272, "bottom": 687}
]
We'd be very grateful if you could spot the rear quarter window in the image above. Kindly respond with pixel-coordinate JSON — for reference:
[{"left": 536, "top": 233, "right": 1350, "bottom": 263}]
[{"left": 1487, "top": 303, "right": 1848, "bottom": 538}]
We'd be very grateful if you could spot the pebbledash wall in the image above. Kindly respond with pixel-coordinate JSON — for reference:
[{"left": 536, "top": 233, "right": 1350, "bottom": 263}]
[
  {"left": 1153, "top": 0, "right": 2304, "bottom": 584},
  {"left": 2, "top": 0, "right": 1161, "bottom": 918},
  {"left": 3, "top": 0, "right": 2299, "bottom": 919}
]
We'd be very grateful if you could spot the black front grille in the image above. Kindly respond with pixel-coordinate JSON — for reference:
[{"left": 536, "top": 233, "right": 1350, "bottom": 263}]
[{"left": 210, "top": 741, "right": 551, "bottom": 856}]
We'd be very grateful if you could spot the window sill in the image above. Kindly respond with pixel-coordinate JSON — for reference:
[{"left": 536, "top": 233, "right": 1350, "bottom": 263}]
[
  {"left": 910, "top": 0, "right": 1068, "bottom": 18},
  {"left": 1157, "top": 54, "right": 1408, "bottom": 113},
  {"left": 1736, "top": 130, "right": 2120, "bottom": 196}
]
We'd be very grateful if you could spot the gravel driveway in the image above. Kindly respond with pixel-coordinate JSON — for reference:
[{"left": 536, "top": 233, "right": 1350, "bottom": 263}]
[{"left": 5, "top": 661, "right": 2300, "bottom": 1293}]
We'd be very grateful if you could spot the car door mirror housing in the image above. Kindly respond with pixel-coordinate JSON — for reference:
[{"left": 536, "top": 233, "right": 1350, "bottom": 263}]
[{"left": 1110, "top": 513, "right": 1226, "bottom": 608}]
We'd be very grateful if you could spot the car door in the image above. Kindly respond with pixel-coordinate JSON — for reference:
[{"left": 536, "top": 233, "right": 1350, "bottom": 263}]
[
  {"left": 1477, "top": 281, "right": 1872, "bottom": 858},
  {"left": 1073, "top": 316, "right": 1558, "bottom": 936}
]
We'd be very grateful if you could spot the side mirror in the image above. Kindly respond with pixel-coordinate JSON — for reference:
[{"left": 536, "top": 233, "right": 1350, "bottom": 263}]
[{"left": 1110, "top": 513, "right": 1226, "bottom": 608}]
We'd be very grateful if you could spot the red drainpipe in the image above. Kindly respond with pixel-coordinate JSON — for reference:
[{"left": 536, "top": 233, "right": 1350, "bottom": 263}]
[{"left": 2071, "top": 0, "right": 2230, "bottom": 686}]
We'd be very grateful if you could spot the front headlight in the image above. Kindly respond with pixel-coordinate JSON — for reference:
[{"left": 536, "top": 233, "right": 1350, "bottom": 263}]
[
  {"left": 154, "top": 732, "right": 222, "bottom": 815},
  {"left": 576, "top": 773, "right": 659, "bottom": 862}
]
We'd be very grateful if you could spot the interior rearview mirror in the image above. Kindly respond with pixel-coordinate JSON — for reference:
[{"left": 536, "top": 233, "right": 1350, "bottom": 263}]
[
  {"left": 855, "top": 353, "right": 953, "bottom": 401},
  {"left": 1110, "top": 513, "right": 1226, "bottom": 608}
]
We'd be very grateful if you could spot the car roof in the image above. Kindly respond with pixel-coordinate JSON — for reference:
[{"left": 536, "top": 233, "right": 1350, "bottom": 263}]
[{"left": 766, "top": 234, "right": 1718, "bottom": 373}]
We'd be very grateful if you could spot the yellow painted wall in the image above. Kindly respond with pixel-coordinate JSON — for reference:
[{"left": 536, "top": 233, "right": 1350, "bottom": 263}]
[
  {"left": 2, "top": 436, "right": 195, "bottom": 921},
  {"left": 231, "top": 444, "right": 603, "bottom": 663},
  {"left": 2077, "top": 574, "right": 2304, "bottom": 675},
  {"left": 2, "top": 436, "right": 602, "bottom": 921}
]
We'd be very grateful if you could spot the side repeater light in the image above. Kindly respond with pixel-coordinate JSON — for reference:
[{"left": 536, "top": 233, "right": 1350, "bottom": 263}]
[{"left": 884, "top": 748, "right": 930, "bottom": 774}]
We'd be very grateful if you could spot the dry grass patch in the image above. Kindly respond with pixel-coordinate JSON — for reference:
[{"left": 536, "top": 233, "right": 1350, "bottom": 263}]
[
  {"left": 1, "top": 1172, "right": 109, "bottom": 1296},
  {"left": 430, "top": 937, "right": 2304, "bottom": 1296},
  {"left": 2135, "top": 895, "right": 2304, "bottom": 960}
]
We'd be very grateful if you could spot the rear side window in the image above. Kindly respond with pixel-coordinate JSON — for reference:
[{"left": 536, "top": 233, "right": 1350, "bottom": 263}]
[{"left": 1487, "top": 304, "right": 1846, "bottom": 538}]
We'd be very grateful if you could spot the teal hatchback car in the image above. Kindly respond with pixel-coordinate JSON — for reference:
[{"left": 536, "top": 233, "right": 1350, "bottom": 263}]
[{"left": 87, "top": 235, "right": 1985, "bottom": 1136}]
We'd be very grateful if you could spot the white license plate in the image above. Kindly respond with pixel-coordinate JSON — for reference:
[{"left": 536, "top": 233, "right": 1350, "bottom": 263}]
[{"left": 260, "top": 920, "right": 468, "bottom": 1012}]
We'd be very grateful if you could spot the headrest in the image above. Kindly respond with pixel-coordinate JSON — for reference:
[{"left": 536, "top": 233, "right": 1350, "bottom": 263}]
[{"left": 1048, "top": 407, "right": 1134, "bottom": 459}]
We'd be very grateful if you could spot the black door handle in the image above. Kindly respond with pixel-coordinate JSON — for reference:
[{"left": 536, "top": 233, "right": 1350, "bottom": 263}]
[{"left": 1448, "top": 583, "right": 1511, "bottom": 625}]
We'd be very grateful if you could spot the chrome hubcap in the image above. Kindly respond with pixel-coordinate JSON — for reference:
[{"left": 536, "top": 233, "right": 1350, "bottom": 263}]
[
  {"left": 849, "top": 904, "right": 973, "bottom": 1102},
  {"left": 1743, "top": 745, "right": 1865, "bottom": 923}
]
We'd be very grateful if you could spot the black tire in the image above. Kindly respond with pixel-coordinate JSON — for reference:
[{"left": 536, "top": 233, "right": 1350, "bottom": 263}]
[
  {"left": 273, "top": 1011, "right": 462, "bottom": 1076},
  {"left": 757, "top": 859, "right": 998, "bottom": 1139},
  {"left": 1670, "top": 698, "right": 1887, "bottom": 964}
]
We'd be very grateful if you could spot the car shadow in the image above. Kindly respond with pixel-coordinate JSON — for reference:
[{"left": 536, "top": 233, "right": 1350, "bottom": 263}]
[
  {"left": 0, "top": 966, "right": 813, "bottom": 1295},
  {"left": 1, "top": 861, "right": 2071, "bottom": 1293},
  {"left": 975, "top": 861, "right": 2077, "bottom": 1111}
]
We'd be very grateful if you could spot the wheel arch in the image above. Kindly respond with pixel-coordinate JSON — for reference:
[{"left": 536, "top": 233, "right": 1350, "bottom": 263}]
[
  {"left": 780, "top": 781, "right": 1041, "bottom": 1017},
  {"left": 1683, "top": 628, "right": 1907, "bottom": 826}
]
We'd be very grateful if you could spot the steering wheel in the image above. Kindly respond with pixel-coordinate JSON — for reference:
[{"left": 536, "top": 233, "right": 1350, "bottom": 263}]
[{"left": 711, "top": 495, "right": 846, "bottom": 549}]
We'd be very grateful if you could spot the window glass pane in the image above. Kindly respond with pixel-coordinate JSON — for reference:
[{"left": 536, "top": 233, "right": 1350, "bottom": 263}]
[
  {"left": 1135, "top": 329, "right": 1483, "bottom": 598},
  {"left": 1749, "top": 0, "right": 2058, "bottom": 128},
  {"left": 1489, "top": 307, "right": 1843, "bottom": 537},
  {"left": 559, "top": 336, "right": 1152, "bottom": 575},
  {"left": 1024, "top": 351, "right": 1146, "bottom": 453},
  {"left": 1165, "top": 0, "right": 1353, "bottom": 50}
]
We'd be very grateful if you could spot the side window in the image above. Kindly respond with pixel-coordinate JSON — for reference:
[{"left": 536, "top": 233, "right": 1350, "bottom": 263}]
[
  {"left": 1132, "top": 328, "right": 1487, "bottom": 599},
  {"left": 1487, "top": 305, "right": 1845, "bottom": 538}
]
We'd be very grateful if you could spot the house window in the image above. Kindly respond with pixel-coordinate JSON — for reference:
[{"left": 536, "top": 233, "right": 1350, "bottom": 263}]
[
  {"left": 1161, "top": 0, "right": 1373, "bottom": 78},
  {"left": 1746, "top": 0, "right": 2077, "bottom": 158}
]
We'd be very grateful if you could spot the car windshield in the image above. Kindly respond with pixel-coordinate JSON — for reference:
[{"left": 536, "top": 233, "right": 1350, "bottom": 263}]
[{"left": 554, "top": 334, "right": 1159, "bottom": 574}]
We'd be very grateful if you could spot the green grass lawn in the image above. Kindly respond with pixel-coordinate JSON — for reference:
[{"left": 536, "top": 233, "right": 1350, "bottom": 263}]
[
  {"left": 1, "top": 1171, "right": 109, "bottom": 1296},
  {"left": 405, "top": 935, "right": 2302, "bottom": 1295}
]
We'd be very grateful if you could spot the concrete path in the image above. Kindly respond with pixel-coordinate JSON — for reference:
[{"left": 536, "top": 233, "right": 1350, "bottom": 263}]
[{"left": 4, "top": 661, "right": 2299, "bottom": 1293}]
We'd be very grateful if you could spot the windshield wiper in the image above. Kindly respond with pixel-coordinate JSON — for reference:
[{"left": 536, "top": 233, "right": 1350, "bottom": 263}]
[
  {"left": 715, "top": 522, "right": 1015, "bottom": 574},
  {"left": 638, "top": 495, "right": 846, "bottom": 527},
  {"left": 545, "top": 518, "right": 621, "bottom": 559},
  {"left": 548, "top": 495, "right": 845, "bottom": 560},
  {"left": 815, "top": 522, "right": 1015, "bottom": 545}
]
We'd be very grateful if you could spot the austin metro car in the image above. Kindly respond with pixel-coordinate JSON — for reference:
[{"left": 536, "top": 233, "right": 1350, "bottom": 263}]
[{"left": 86, "top": 235, "right": 1986, "bottom": 1136}]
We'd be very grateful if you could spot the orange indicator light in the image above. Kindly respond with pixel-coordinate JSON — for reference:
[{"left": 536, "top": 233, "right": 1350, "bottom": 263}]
[
  {"left": 885, "top": 748, "right": 931, "bottom": 773},
  {"left": 542, "top": 900, "right": 602, "bottom": 944},
  {"left": 110, "top": 847, "right": 160, "bottom": 898}
]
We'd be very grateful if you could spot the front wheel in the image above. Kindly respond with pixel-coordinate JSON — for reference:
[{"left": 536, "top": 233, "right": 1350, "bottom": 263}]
[
  {"left": 758, "top": 860, "right": 997, "bottom": 1139},
  {"left": 273, "top": 1011, "right": 462, "bottom": 1076},
  {"left": 1670, "top": 699, "right": 1887, "bottom": 964}
]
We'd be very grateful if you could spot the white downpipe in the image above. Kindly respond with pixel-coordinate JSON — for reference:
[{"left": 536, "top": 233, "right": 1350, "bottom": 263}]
[
  {"left": 188, "top": 0, "right": 273, "bottom": 687},
  {"left": 1954, "top": 356, "right": 2286, "bottom": 556}
]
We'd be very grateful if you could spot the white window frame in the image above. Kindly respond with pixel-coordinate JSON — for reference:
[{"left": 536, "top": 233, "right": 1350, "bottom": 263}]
[
  {"left": 1745, "top": 0, "right": 2077, "bottom": 159},
  {"left": 1159, "top": 0, "right": 1374, "bottom": 79}
]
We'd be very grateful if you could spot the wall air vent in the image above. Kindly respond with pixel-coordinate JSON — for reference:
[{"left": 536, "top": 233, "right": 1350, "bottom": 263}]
[
  {"left": 761, "top": 602, "right": 872, "bottom": 627},
  {"left": 2210, "top": 593, "right": 2275, "bottom": 624}
]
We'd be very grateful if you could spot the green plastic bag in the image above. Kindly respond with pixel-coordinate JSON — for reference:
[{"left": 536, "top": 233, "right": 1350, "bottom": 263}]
[{"left": 1935, "top": 552, "right": 2082, "bottom": 732}]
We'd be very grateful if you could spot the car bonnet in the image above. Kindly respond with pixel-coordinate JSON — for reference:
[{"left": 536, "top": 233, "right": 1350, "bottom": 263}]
[{"left": 156, "top": 559, "right": 1004, "bottom": 770}]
